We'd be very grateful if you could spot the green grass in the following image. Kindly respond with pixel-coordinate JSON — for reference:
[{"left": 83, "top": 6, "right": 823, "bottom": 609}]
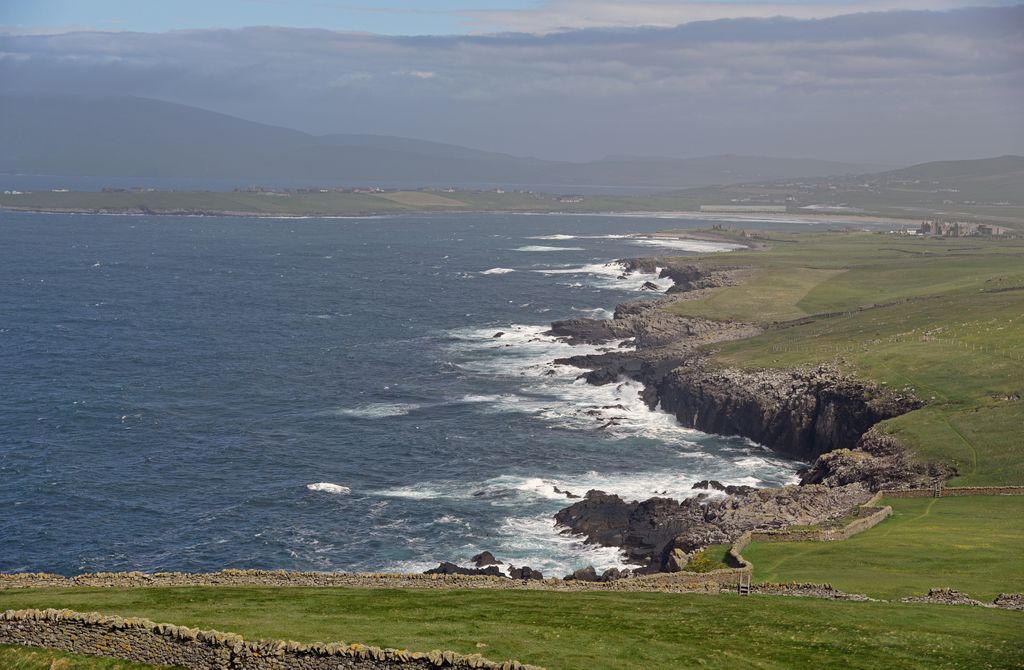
[
  {"left": 662, "top": 233, "right": 1024, "bottom": 486},
  {"left": 743, "top": 496, "right": 1024, "bottom": 600},
  {"left": 0, "top": 644, "right": 176, "bottom": 669},
  {"left": 2, "top": 587, "right": 1022, "bottom": 670}
]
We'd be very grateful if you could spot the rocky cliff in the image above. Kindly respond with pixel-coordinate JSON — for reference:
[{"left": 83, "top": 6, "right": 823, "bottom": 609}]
[
  {"left": 656, "top": 361, "right": 922, "bottom": 461},
  {"left": 546, "top": 251, "right": 938, "bottom": 573}
]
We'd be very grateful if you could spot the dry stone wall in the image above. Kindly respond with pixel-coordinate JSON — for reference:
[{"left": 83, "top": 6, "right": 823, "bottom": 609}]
[
  {"left": 881, "top": 486, "right": 1024, "bottom": 498},
  {"left": 0, "top": 570, "right": 738, "bottom": 593},
  {"left": 0, "top": 608, "right": 543, "bottom": 670}
]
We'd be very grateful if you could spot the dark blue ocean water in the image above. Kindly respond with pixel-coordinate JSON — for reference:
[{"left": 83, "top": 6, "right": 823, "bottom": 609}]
[{"left": 1, "top": 212, "right": 804, "bottom": 576}]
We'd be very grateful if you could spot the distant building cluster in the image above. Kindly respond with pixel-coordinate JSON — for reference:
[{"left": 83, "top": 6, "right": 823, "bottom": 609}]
[{"left": 918, "top": 220, "right": 1013, "bottom": 237}]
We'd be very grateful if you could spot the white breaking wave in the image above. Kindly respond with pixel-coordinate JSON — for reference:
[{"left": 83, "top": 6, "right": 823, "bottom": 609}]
[
  {"left": 526, "top": 234, "right": 577, "bottom": 240},
  {"left": 513, "top": 245, "right": 586, "bottom": 252},
  {"left": 533, "top": 261, "right": 673, "bottom": 292},
  {"left": 571, "top": 306, "right": 616, "bottom": 319},
  {"left": 481, "top": 268, "right": 516, "bottom": 275},
  {"left": 445, "top": 323, "right": 800, "bottom": 478},
  {"left": 306, "top": 482, "right": 351, "bottom": 495},
  {"left": 494, "top": 515, "right": 631, "bottom": 574},
  {"left": 375, "top": 483, "right": 455, "bottom": 500},
  {"left": 334, "top": 403, "right": 420, "bottom": 419}
]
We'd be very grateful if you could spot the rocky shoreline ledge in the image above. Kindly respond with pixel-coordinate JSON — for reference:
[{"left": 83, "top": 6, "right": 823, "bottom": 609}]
[{"left": 534, "top": 254, "right": 953, "bottom": 574}]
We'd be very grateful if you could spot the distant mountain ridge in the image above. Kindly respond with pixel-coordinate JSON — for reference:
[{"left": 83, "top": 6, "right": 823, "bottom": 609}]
[{"left": 0, "top": 96, "right": 888, "bottom": 190}]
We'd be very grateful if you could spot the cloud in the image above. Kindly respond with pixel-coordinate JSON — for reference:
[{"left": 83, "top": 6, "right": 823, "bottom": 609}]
[
  {"left": 0, "top": 6, "right": 1021, "bottom": 164},
  {"left": 455, "top": 0, "right": 1016, "bottom": 33}
]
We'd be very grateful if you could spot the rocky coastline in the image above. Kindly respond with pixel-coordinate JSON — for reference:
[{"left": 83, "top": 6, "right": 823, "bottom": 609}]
[{"left": 536, "top": 254, "right": 951, "bottom": 575}]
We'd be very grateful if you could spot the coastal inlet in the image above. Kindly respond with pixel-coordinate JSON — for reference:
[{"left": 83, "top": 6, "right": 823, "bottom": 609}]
[{"left": 1, "top": 212, "right": 806, "bottom": 577}]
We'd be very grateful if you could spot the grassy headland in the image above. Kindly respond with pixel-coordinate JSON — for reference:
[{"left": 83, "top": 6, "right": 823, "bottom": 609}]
[
  {"left": 744, "top": 496, "right": 1024, "bottom": 599},
  {"left": 2, "top": 588, "right": 1022, "bottom": 670},
  {"left": 664, "top": 232, "right": 1024, "bottom": 486}
]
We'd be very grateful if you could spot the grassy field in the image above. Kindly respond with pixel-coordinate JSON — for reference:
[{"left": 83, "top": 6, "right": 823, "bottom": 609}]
[
  {"left": 663, "top": 233, "right": 1024, "bottom": 486},
  {"left": 2, "top": 587, "right": 1022, "bottom": 670},
  {"left": 743, "top": 496, "right": 1024, "bottom": 600},
  {"left": 0, "top": 645, "right": 174, "bottom": 669}
]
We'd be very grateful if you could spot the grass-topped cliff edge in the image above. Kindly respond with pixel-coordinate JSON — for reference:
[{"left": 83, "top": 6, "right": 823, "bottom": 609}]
[{"left": 662, "top": 230, "right": 1024, "bottom": 487}]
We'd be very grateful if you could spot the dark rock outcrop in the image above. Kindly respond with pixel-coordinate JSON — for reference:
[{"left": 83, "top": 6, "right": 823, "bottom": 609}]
[
  {"left": 657, "top": 362, "right": 922, "bottom": 462},
  {"left": 799, "top": 427, "right": 955, "bottom": 489},
  {"left": 508, "top": 566, "right": 543, "bottom": 580},
  {"left": 471, "top": 551, "right": 503, "bottom": 568},
  {"left": 556, "top": 485, "right": 872, "bottom": 570},
  {"left": 564, "top": 566, "right": 600, "bottom": 582}
]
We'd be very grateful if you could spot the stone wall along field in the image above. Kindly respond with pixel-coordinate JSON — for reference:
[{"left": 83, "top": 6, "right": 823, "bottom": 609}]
[
  {"left": 881, "top": 486, "right": 1024, "bottom": 498},
  {"left": 0, "top": 608, "right": 544, "bottom": 670}
]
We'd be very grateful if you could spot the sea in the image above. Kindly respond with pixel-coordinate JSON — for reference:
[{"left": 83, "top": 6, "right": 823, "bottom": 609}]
[{"left": 0, "top": 211, "right": 819, "bottom": 576}]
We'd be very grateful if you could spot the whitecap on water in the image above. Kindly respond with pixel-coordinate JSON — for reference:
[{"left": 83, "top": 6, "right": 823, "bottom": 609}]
[
  {"left": 494, "top": 515, "right": 631, "bottom": 574},
  {"left": 513, "top": 245, "right": 586, "bottom": 252},
  {"left": 533, "top": 261, "right": 673, "bottom": 292},
  {"left": 570, "top": 306, "right": 615, "bottom": 319},
  {"left": 306, "top": 482, "right": 351, "bottom": 495},
  {"left": 333, "top": 403, "right": 420, "bottom": 419},
  {"left": 481, "top": 268, "right": 516, "bottom": 275},
  {"left": 374, "top": 482, "right": 456, "bottom": 500},
  {"left": 526, "top": 234, "right": 577, "bottom": 240}
]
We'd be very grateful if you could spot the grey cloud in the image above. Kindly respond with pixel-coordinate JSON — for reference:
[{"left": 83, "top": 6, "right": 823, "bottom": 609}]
[
  {"left": 1, "top": 6, "right": 1021, "bottom": 163},
  {"left": 456, "top": 0, "right": 1012, "bottom": 33}
]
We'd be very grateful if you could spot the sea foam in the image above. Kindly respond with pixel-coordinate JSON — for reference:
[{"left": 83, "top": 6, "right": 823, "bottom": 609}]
[
  {"left": 306, "top": 482, "right": 351, "bottom": 495},
  {"left": 513, "top": 245, "right": 586, "bottom": 252},
  {"left": 334, "top": 403, "right": 420, "bottom": 419}
]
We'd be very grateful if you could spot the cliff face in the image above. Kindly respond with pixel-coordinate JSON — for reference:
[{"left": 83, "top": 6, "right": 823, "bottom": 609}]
[
  {"left": 545, "top": 251, "right": 940, "bottom": 573},
  {"left": 548, "top": 258, "right": 922, "bottom": 464},
  {"left": 656, "top": 362, "right": 922, "bottom": 461}
]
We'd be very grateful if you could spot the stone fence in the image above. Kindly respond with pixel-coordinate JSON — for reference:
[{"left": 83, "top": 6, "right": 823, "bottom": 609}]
[
  {"left": 881, "top": 486, "right": 1024, "bottom": 498},
  {"left": 729, "top": 494, "right": 892, "bottom": 567},
  {"left": 0, "top": 569, "right": 733, "bottom": 593},
  {"left": 0, "top": 608, "right": 543, "bottom": 670}
]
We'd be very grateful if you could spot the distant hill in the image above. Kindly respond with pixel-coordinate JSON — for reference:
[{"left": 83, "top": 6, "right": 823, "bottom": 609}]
[
  {"left": 0, "top": 96, "right": 886, "bottom": 190},
  {"left": 883, "top": 155, "right": 1024, "bottom": 181},
  {"left": 872, "top": 156, "right": 1024, "bottom": 203}
]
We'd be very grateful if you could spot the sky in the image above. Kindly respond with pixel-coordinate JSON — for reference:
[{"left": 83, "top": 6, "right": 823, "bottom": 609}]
[
  {"left": 1, "top": 1, "right": 1022, "bottom": 163},
  {"left": 2, "top": 0, "right": 1021, "bottom": 34}
]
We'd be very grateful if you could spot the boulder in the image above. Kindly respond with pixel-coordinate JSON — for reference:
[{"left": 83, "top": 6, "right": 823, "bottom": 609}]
[
  {"left": 565, "top": 566, "right": 600, "bottom": 582},
  {"left": 601, "top": 568, "right": 624, "bottom": 582},
  {"left": 471, "top": 551, "right": 502, "bottom": 568},
  {"left": 508, "top": 566, "right": 544, "bottom": 581}
]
